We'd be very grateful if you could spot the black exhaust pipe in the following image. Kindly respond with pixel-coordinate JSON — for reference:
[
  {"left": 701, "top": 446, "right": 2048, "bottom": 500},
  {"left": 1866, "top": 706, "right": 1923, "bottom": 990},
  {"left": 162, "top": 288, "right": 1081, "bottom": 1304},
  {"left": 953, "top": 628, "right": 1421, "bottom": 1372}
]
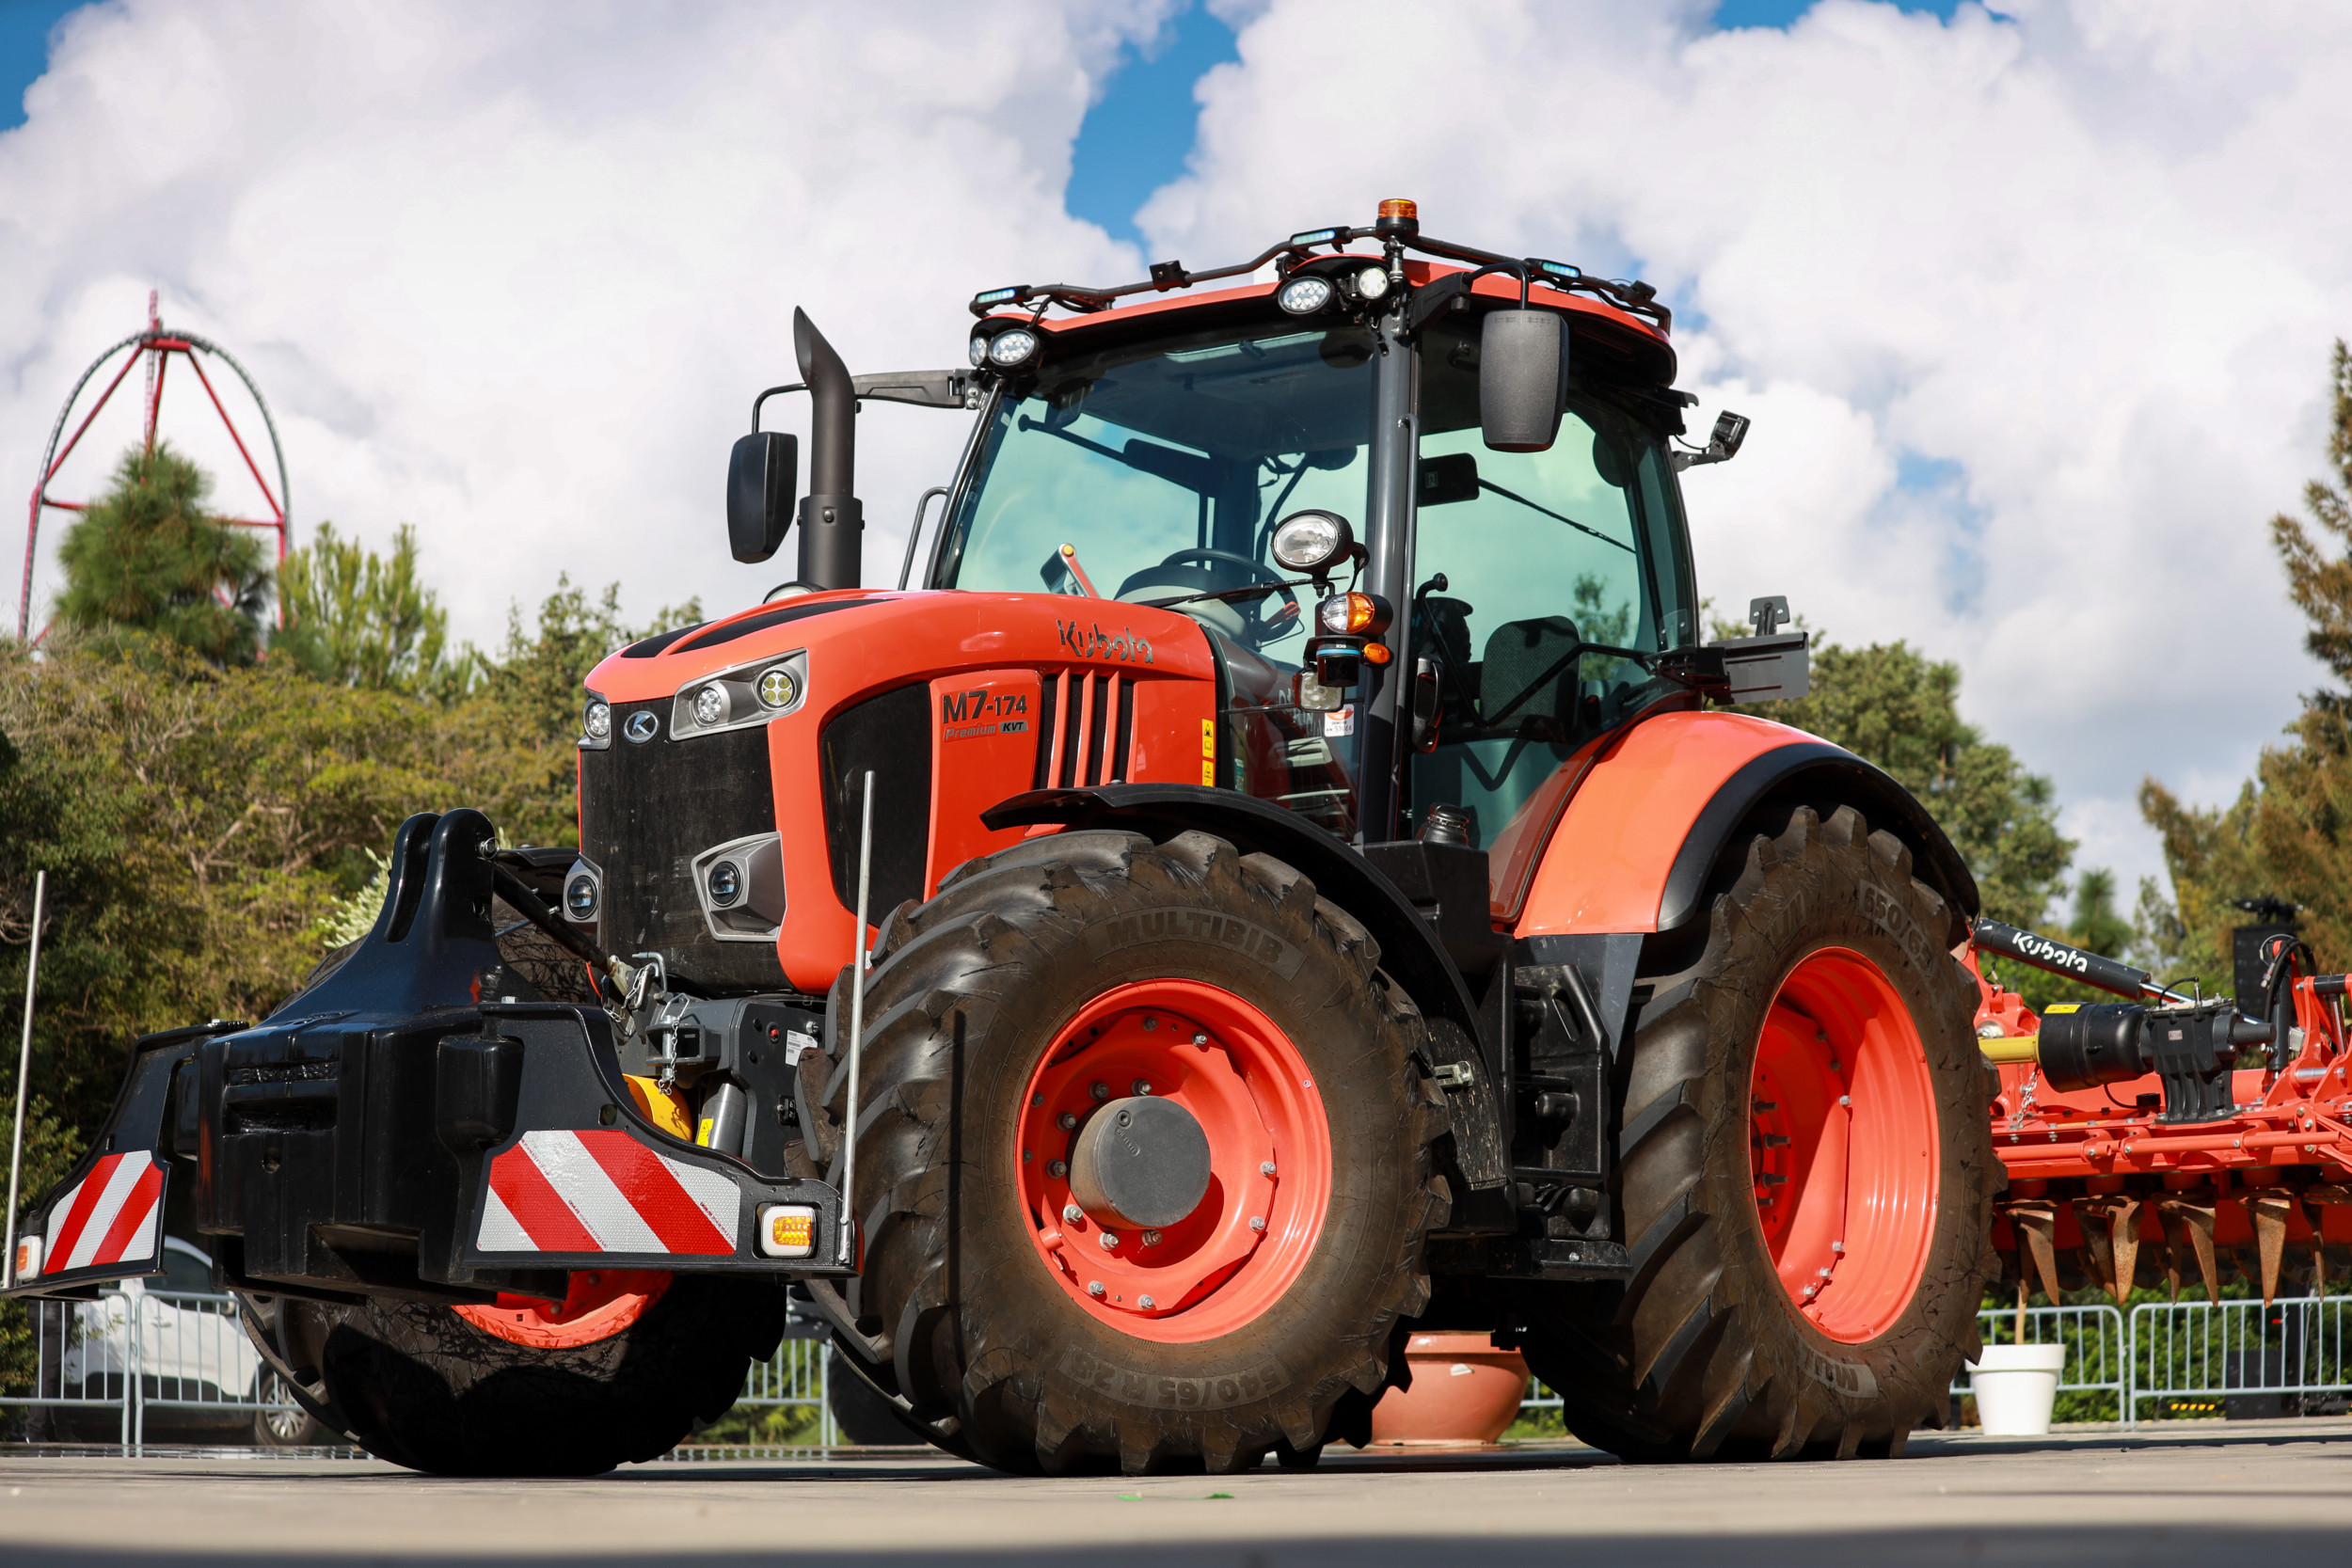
[{"left": 793, "top": 308, "right": 863, "bottom": 592}]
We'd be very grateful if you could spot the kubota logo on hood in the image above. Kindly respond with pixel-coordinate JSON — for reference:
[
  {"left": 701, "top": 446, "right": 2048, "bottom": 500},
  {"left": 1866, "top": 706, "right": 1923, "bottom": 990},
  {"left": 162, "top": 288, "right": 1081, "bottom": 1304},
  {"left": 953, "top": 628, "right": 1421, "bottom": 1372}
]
[{"left": 1058, "top": 620, "right": 1153, "bottom": 664}]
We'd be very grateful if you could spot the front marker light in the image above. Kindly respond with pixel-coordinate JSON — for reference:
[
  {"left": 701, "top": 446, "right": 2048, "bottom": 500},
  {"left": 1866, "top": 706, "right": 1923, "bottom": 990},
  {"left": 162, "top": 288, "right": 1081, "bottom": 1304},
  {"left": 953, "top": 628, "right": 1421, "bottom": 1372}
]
[
  {"left": 987, "top": 329, "right": 1040, "bottom": 368},
  {"left": 758, "top": 1203, "right": 818, "bottom": 1259},
  {"left": 13, "top": 1234, "right": 40, "bottom": 1280},
  {"left": 1316, "top": 591, "right": 1391, "bottom": 638},
  {"left": 692, "top": 684, "right": 728, "bottom": 727},
  {"left": 1276, "top": 276, "right": 1334, "bottom": 316},
  {"left": 756, "top": 666, "right": 798, "bottom": 709},
  {"left": 582, "top": 699, "right": 612, "bottom": 740}
]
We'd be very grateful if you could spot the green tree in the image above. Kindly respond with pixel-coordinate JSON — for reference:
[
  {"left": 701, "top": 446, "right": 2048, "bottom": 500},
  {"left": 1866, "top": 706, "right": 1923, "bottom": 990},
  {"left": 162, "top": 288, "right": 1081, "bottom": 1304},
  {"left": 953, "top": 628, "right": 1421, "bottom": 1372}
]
[
  {"left": 54, "top": 444, "right": 270, "bottom": 664},
  {"left": 1728, "top": 635, "right": 2075, "bottom": 930},
  {"left": 2140, "top": 340, "right": 2352, "bottom": 984},
  {"left": 276, "top": 523, "right": 449, "bottom": 691}
]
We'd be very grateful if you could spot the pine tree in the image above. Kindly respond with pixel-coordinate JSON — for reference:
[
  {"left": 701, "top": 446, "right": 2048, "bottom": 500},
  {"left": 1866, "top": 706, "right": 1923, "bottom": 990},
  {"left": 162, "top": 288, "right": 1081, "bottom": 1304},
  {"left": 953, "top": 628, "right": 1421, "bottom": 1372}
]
[
  {"left": 53, "top": 443, "right": 270, "bottom": 663},
  {"left": 276, "top": 522, "right": 449, "bottom": 691}
]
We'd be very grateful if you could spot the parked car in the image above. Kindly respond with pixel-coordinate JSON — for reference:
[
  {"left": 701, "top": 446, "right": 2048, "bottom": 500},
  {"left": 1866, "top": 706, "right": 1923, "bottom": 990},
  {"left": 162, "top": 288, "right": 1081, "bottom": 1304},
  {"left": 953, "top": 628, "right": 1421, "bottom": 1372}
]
[{"left": 35, "top": 1238, "right": 328, "bottom": 1446}]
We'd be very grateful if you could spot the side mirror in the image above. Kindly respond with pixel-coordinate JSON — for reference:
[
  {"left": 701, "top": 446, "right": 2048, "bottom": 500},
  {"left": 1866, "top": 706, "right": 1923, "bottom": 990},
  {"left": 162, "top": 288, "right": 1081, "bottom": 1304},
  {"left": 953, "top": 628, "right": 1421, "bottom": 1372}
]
[
  {"left": 727, "top": 431, "right": 798, "bottom": 563},
  {"left": 1479, "top": 309, "right": 1566, "bottom": 453}
]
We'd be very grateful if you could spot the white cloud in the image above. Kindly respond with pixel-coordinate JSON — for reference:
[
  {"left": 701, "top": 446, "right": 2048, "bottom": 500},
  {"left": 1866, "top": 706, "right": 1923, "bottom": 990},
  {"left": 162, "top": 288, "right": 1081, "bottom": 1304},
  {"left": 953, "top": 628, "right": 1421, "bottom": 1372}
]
[
  {"left": 1, "top": 0, "right": 1173, "bottom": 646},
  {"left": 1142, "top": 0, "right": 2352, "bottom": 906}
]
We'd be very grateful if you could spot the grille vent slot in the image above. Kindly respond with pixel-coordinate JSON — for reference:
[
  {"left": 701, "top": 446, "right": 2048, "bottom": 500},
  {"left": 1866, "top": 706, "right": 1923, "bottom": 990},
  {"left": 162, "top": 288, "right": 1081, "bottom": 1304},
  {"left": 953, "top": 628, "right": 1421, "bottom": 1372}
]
[{"left": 1034, "top": 672, "right": 1134, "bottom": 788}]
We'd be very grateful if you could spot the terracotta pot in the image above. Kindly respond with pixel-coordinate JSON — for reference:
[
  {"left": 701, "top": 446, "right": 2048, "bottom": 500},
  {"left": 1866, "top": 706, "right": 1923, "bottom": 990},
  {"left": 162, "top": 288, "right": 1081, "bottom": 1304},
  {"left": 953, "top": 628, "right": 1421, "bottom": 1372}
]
[{"left": 1368, "top": 1332, "right": 1532, "bottom": 1443}]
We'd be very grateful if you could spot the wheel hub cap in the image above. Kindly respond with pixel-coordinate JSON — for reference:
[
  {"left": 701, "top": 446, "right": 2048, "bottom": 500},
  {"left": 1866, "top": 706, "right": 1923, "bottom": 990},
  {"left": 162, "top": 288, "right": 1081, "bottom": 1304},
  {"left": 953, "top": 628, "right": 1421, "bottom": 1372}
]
[{"left": 1070, "top": 1095, "right": 1213, "bottom": 1228}]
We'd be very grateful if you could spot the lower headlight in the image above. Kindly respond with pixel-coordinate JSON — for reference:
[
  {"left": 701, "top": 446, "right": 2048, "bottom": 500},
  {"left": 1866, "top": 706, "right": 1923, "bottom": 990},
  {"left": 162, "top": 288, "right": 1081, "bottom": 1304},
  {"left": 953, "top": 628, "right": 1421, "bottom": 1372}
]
[
  {"left": 692, "top": 684, "right": 728, "bottom": 727},
  {"left": 707, "top": 860, "right": 743, "bottom": 907},
  {"left": 565, "top": 874, "right": 599, "bottom": 920}
]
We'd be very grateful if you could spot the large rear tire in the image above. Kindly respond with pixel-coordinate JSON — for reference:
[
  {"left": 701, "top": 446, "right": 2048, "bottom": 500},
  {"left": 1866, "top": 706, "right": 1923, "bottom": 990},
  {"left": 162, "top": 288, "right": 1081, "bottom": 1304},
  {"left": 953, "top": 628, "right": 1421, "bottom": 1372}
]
[
  {"left": 276, "top": 1276, "right": 787, "bottom": 1475},
  {"left": 796, "top": 829, "right": 1450, "bottom": 1475},
  {"left": 1519, "top": 803, "right": 1995, "bottom": 1460}
]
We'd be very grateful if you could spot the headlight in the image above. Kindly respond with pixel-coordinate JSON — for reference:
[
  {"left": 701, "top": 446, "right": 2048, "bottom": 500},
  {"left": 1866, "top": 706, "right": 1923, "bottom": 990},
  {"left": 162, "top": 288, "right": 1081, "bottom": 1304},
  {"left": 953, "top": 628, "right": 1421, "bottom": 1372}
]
[
  {"left": 692, "top": 684, "right": 728, "bottom": 726},
  {"left": 1353, "top": 264, "right": 1391, "bottom": 302},
  {"left": 987, "top": 329, "right": 1040, "bottom": 367},
  {"left": 1277, "top": 276, "right": 1334, "bottom": 315},
  {"left": 1270, "top": 510, "right": 1354, "bottom": 574},
  {"left": 707, "top": 860, "right": 743, "bottom": 907},
  {"left": 564, "top": 874, "right": 599, "bottom": 919},
  {"left": 582, "top": 700, "right": 612, "bottom": 740},
  {"left": 756, "top": 665, "right": 798, "bottom": 708},
  {"left": 968, "top": 335, "right": 989, "bottom": 368}
]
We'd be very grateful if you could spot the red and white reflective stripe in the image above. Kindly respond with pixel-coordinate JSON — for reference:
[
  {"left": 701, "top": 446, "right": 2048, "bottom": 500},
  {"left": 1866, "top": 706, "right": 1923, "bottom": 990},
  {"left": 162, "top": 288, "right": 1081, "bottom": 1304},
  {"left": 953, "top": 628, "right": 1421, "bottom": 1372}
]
[
  {"left": 477, "top": 1130, "right": 739, "bottom": 1256},
  {"left": 43, "top": 1152, "right": 163, "bottom": 1274}
]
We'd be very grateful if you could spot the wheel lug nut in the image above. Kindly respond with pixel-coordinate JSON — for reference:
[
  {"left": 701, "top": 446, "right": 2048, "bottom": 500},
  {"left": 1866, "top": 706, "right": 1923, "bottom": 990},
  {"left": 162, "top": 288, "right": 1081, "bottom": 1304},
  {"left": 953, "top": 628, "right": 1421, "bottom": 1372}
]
[
  {"left": 1141, "top": 1229, "right": 1162, "bottom": 1247},
  {"left": 1089, "top": 1081, "right": 1110, "bottom": 1101},
  {"left": 1192, "top": 1033, "right": 1207, "bottom": 1045},
  {"left": 1088, "top": 1280, "right": 1105, "bottom": 1298},
  {"left": 1064, "top": 1204, "right": 1083, "bottom": 1223},
  {"left": 1248, "top": 1215, "right": 1266, "bottom": 1232},
  {"left": 1138, "top": 1294, "right": 1156, "bottom": 1310},
  {"left": 1048, "top": 1160, "right": 1068, "bottom": 1178},
  {"left": 1100, "top": 1231, "right": 1120, "bottom": 1250},
  {"left": 1261, "top": 1161, "right": 1278, "bottom": 1177},
  {"left": 1837, "top": 1095, "right": 1851, "bottom": 1107},
  {"left": 1031, "top": 1091, "right": 1043, "bottom": 1106},
  {"left": 1133, "top": 1079, "right": 1152, "bottom": 1096},
  {"left": 1142, "top": 1017, "right": 1157, "bottom": 1031},
  {"left": 1057, "top": 1111, "right": 1077, "bottom": 1130}
]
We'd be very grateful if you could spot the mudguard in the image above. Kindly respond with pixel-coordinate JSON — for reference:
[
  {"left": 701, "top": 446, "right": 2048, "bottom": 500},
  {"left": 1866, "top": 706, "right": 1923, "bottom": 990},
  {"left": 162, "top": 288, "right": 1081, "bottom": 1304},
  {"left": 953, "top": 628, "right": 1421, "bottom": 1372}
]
[{"left": 1514, "top": 709, "right": 1978, "bottom": 940}]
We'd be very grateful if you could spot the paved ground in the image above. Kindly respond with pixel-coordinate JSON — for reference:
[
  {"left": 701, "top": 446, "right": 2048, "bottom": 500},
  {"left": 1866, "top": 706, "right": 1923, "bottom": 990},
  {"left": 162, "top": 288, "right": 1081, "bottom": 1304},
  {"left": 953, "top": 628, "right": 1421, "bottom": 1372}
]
[{"left": 6, "top": 1421, "right": 2352, "bottom": 1566}]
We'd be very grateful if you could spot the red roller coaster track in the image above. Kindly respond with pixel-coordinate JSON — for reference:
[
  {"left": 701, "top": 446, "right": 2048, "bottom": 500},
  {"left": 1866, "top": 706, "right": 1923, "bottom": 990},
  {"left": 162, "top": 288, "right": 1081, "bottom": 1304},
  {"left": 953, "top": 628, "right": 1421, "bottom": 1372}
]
[{"left": 17, "top": 292, "right": 290, "bottom": 642}]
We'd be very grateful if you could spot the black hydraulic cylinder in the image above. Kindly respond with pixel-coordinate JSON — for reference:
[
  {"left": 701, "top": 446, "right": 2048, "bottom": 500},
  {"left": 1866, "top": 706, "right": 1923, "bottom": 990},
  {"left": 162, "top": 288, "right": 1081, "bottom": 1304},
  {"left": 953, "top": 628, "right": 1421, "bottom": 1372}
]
[
  {"left": 793, "top": 308, "right": 864, "bottom": 592},
  {"left": 1973, "top": 917, "right": 2167, "bottom": 1002}
]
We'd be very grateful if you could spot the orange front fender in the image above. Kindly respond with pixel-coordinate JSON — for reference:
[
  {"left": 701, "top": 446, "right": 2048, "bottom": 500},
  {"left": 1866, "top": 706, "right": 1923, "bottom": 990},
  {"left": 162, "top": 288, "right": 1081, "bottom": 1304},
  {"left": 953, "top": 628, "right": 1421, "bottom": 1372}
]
[{"left": 1507, "top": 708, "right": 1974, "bottom": 940}]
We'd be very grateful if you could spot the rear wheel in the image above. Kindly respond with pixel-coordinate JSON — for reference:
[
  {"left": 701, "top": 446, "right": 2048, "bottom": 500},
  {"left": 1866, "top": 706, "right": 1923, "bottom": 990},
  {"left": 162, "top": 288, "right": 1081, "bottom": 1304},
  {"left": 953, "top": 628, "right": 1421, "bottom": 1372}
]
[
  {"left": 1519, "top": 803, "right": 1995, "bottom": 1460},
  {"left": 797, "top": 829, "right": 1450, "bottom": 1474},
  {"left": 275, "top": 1275, "right": 787, "bottom": 1475}
]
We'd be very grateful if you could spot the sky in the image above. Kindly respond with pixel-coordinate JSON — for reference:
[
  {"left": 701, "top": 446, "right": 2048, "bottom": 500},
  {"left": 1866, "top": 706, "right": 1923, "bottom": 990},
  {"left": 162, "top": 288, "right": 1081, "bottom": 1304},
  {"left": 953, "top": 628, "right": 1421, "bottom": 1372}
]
[{"left": 0, "top": 0, "right": 2344, "bottom": 916}]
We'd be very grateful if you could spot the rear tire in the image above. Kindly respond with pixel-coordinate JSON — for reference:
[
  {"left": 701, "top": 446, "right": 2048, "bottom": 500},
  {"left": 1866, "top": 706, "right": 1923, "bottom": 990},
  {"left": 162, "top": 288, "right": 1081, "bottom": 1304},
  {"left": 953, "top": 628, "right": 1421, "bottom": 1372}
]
[
  {"left": 285, "top": 1277, "right": 787, "bottom": 1475},
  {"left": 797, "top": 829, "right": 1450, "bottom": 1474},
  {"left": 1519, "top": 803, "right": 1995, "bottom": 1460}
]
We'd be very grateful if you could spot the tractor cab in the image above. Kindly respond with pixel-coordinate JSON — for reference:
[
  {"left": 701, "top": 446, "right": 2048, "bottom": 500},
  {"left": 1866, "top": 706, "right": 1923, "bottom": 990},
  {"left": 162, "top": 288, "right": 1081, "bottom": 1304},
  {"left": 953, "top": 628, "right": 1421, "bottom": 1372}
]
[{"left": 931, "top": 215, "right": 1703, "bottom": 858}]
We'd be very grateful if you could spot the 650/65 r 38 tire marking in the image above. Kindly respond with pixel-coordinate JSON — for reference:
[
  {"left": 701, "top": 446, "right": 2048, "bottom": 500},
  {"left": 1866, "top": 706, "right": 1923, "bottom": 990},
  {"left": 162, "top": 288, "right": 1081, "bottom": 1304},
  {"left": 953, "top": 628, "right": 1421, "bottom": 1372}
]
[{"left": 796, "top": 828, "right": 1450, "bottom": 1475}]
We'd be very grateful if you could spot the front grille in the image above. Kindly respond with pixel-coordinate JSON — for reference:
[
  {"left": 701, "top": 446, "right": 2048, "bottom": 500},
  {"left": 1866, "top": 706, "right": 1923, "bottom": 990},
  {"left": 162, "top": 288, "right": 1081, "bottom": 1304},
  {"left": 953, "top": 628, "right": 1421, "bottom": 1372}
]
[
  {"left": 1034, "top": 672, "right": 1135, "bottom": 790},
  {"left": 580, "top": 700, "right": 783, "bottom": 990}
]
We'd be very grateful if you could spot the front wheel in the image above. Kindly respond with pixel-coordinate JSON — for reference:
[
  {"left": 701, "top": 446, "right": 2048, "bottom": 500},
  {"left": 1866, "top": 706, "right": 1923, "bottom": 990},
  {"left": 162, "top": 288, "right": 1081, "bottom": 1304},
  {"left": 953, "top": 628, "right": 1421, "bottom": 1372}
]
[
  {"left": 275, "top": 1274, "right": 787, "bottom": 1475},
  {"left": 798, "top": 829, "right": 1451, "bottom": 1474},
  {"left": 1521, "top": 802, "right": 1996, "bottom": 1460}
]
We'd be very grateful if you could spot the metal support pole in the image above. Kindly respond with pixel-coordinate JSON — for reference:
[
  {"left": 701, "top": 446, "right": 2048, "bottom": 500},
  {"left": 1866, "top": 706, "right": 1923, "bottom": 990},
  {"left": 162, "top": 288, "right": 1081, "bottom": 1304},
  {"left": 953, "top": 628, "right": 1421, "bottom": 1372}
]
[
  {"left": 837, "top": 772, "right": 875, "bottom": 1267},
  {"left": 6, "top": 869, "right": 46, "bottom": 1290}
]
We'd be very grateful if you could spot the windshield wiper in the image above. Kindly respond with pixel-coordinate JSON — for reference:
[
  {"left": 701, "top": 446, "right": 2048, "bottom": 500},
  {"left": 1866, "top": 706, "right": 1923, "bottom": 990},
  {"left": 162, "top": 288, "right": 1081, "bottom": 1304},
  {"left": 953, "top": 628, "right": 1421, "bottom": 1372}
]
[
  {"left": 1474, "top": 478, "right": 1636, "bottom": 555},
  {"left": 1138, "top": 577, "right": 1314, "bottom": 611},
  {"left": 1015, "top": 417, "right": 1216, "bottom": 495}
]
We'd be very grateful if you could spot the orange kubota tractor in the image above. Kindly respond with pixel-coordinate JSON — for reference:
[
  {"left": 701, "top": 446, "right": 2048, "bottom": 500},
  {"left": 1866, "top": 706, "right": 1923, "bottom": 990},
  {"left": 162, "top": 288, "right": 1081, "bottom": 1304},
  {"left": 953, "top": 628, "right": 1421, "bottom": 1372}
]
[{"left": 11, "top": 200, "right": 2012, "bottom": 1474}]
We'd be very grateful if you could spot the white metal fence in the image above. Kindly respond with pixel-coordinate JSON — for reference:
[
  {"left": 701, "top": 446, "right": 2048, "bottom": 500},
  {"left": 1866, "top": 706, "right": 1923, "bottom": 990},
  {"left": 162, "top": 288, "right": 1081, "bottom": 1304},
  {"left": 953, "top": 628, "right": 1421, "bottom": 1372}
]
[
  {"left": 2129, "top": 1294, "right": 2352, "bottom": 1424},
  {"left": 2, "top": 1283, "right": 301, "bottom": 1451}
]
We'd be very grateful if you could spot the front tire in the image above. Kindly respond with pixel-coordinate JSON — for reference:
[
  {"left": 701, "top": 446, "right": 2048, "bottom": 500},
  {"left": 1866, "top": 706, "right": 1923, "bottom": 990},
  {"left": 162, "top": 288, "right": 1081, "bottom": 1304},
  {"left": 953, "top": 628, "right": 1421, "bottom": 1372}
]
[
  {"left": 798, "top": 829, "right": 1450, "bottom": 1474},
  {"left": 1521, "top": 803, "right": 1996, "bottom": 1460},
  {"left": 278, "top": 1276, "right": 787, "bottom": 1475}
]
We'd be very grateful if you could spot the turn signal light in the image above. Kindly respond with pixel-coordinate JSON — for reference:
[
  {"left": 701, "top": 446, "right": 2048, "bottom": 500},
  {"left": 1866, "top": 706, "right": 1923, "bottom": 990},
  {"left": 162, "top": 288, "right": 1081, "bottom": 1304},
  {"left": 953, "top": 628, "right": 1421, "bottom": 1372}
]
[
  {"left": 759, "top": 1204, "right": 818, "bottom": 1259},
  {"left": 14, "top": 1235, "right": 40, "bottom": 1279},
  {"left": 1316, "top": 592, "right": 1391, "bottom": 638}
]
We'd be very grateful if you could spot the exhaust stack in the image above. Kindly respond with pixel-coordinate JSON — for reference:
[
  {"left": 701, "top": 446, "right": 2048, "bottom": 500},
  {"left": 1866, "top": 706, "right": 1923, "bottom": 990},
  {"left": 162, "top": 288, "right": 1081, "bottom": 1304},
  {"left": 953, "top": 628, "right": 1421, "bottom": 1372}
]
[{"left": 794, "top": 309, "right": 863, "bottom": 591}]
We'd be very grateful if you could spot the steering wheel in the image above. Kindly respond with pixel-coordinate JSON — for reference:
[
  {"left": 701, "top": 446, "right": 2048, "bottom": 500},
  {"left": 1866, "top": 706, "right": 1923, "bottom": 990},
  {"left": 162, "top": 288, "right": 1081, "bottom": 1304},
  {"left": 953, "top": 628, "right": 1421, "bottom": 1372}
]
[{"left": 1144, "top": 548, "right": 1301, "bottom": 635}]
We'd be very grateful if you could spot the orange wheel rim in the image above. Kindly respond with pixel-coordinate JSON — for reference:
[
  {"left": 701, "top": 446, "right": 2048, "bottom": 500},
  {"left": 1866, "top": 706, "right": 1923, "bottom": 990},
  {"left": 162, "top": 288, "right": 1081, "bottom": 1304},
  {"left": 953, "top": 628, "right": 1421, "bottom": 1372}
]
[
  {"left": 1749, "top": 946, "right": 1939, "bottom": 1343},
  {"left": 1016, "top": 979, "right": 1331, "bottom": 1343},
  {"left": 453, "top": 1269, "right": 671, "bottom": 1349}
]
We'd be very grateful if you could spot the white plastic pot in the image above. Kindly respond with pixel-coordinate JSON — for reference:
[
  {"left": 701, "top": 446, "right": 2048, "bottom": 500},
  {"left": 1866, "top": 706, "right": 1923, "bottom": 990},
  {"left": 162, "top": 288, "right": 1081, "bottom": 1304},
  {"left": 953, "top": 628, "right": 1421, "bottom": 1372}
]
[{"left": 1965, "top": 1343, "right": 2067, "bottom": 1435}]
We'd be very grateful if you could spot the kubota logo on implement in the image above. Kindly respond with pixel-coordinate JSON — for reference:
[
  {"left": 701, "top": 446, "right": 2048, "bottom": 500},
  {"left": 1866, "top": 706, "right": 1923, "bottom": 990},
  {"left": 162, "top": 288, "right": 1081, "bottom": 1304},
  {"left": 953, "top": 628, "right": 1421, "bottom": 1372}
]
[{"left": 1057, "top": 620, "right": 1153, "bottom": 664}]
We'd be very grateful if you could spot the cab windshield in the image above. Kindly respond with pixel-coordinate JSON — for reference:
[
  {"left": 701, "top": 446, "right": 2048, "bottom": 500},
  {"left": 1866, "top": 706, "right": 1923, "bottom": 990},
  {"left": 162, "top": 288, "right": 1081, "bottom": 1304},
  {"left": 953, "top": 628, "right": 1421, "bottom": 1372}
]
[{"left": 936, "top": 322, "right": 1378, "bottom": 652}]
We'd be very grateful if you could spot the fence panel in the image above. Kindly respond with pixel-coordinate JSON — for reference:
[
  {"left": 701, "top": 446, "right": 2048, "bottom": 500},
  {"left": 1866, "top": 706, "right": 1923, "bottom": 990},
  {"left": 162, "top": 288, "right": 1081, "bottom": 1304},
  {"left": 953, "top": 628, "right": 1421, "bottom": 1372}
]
[
  {"left": 1955, "top": 1304, "right": 2131, "bottom": 1427},
  {"left": 2, "top": 1285, "right": 300, "bottom": 1453},
  {"left": 2130, "top": 1294, "right": 2352, "bottom": 1423},
  {"left": 715, "top": 1324, "right": 835, "bottom": 1449}
]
